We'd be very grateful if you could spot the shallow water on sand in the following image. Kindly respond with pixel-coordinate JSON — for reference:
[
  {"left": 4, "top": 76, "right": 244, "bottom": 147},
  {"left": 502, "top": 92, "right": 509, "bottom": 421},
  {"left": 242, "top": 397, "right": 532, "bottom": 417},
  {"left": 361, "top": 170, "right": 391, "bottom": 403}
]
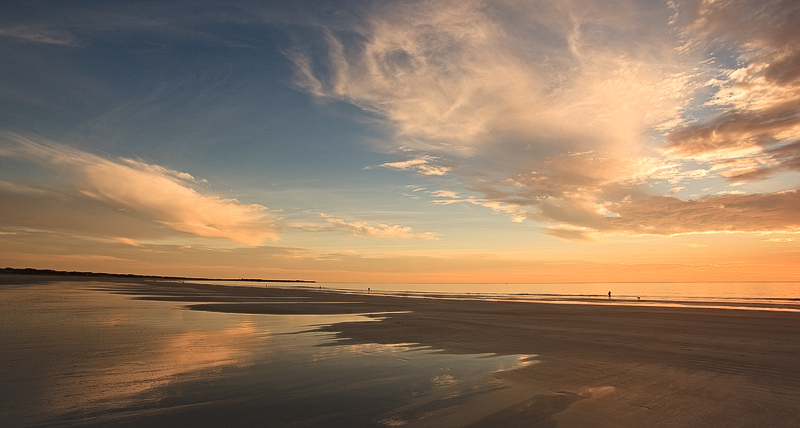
[{"left": 0, "top": 281, "right": 533, "bottom": 427}]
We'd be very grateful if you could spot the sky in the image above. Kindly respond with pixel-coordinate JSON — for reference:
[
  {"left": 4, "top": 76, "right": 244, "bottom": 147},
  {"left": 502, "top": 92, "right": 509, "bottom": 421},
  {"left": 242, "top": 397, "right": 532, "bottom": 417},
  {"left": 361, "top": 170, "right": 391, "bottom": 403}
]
[{"left": 1, "top": 0, "right": 798, "bottom": 283}]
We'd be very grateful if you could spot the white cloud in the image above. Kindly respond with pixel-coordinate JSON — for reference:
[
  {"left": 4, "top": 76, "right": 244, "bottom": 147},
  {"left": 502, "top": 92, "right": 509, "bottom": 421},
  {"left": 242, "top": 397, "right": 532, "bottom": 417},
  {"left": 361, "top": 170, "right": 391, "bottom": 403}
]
[
  {"left": 0, "top": 133, "right": 278, "bottom": 246},
  {"left": 669, "top": 186, "right": 685, "bottom": 195},
  {"left": 430, "top": 190, "right": 460, "bottom": 199},
  {"left": 289, "top": 0, "right": 799, "bottom": 239},
  {"left": 292, "top": 0, "right": 694, "bottom": 156},
  {"left": 377, "top": 156, "right": 451, "bottom": 176},
  {"left": 664, "top": 0, "right": 800, "bottom": 180},
  {"left": 319, "top": 213, "right": 439, "bottom": 240},
  {"left": 114, "top": 237, "right": 142, "bottom": 247},
  {"left": 428, "top": 189, "right": 527, "bottom": 222},
  {"left": 546, "top": 225, "right": 599, "bottom": 242}
]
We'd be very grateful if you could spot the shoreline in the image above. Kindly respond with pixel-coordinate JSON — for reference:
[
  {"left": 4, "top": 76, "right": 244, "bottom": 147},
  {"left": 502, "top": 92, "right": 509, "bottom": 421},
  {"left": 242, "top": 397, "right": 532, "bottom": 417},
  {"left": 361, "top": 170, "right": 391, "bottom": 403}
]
[
  {"left": 195, "top": 278, "right": 800, "bottom": 312},
  {"left": 3, "top": 276, "right": 799, "bottom": 427},
  {"left": 113, "top": 279, "right": 800, "bottom": 426}
]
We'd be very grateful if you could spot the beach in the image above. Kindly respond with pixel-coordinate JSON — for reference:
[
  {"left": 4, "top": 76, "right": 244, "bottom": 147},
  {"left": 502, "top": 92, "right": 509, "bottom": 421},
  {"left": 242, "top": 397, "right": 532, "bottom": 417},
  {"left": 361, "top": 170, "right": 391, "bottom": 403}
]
[{"left": 2, "top": 276, "right": 799, "bottom": 427}]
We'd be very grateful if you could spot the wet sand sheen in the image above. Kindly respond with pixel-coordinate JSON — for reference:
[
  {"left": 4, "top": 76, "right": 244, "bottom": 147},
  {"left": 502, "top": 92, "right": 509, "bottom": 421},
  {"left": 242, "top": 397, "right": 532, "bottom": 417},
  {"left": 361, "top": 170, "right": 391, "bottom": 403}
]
[{"left": 2, "top": 276, "right": 799, "bottom": 427}]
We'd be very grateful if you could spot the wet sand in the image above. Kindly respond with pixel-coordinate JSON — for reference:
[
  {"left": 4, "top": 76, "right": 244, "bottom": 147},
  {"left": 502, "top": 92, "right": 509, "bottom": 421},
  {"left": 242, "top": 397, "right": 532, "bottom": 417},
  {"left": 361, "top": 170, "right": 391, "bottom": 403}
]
[{"left": 3, "top": 276, "right": 800, "bottom": 427}]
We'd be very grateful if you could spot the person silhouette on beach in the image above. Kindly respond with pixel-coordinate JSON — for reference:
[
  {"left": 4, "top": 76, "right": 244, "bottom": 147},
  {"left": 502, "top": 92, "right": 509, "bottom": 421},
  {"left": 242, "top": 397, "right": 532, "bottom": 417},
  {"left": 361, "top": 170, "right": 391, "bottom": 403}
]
[{"left": 608, "top": 291, "right": 611, "bottom": 299}]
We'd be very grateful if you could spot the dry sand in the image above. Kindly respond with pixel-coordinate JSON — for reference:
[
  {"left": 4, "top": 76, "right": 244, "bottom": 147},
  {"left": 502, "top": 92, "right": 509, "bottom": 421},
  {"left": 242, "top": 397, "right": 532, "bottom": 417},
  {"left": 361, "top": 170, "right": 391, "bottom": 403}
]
[{"left": 3, "top": 277, "right": 799, "bottom": 427}]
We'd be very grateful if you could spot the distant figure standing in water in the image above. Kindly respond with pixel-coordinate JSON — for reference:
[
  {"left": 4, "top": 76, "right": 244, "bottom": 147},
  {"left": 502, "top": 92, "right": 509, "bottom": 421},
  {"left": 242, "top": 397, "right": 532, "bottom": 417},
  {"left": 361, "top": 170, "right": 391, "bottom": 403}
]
[{"left": 608, "top": 291, "right": 611, "bottom": 299}]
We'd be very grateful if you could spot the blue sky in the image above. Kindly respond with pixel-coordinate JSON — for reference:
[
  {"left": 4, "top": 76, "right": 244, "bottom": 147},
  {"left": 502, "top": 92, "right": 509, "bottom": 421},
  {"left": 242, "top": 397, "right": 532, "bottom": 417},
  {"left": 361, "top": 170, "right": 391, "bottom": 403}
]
[{"left": 1, "top": 0, "right": 798, "bottom": 282}]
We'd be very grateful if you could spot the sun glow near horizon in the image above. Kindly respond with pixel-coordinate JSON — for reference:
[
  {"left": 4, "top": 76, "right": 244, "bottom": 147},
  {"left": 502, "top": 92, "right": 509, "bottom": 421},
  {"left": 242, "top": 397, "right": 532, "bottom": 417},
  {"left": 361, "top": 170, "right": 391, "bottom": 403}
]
[{"left": 1, "top": 0, "right": 798, "bottom": 283}]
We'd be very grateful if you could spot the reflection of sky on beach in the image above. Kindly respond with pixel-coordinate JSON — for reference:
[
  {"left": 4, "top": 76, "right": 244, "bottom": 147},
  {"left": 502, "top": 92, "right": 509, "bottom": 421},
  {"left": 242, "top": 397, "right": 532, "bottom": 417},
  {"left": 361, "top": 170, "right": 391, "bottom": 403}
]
[
  {"left": 0, "top": 282, "right": 273, "bottom": 421},
  {"left": 0, "top": 282, "right": 536, "bottom": 426}
]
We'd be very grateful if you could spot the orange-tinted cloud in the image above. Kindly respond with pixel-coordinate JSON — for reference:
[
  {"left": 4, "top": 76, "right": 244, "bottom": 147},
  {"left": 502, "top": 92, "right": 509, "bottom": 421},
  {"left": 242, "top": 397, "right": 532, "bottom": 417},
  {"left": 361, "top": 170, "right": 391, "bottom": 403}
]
[
  {"left": 665, "top": 0, "right": 800, "bottom": 180},
  {"left": 319, "top": 213, "right": 440, "bottom": 240},
  {"left": 289, "top": 0, "right": 693, "bottom": 154},
  {"left": 606, "top": 191, "right": 800, "bottom": 236},
  {"left": 376, "top": 156, "right": 452, "bottom": 176},
  {"left": 543, "top": 191, "right": 800, "bottom": 241},
  {"left": 0, "top": 133, "right": 278, "bottom": 246},
  {"left": 289, "top": 0, "right": 798, "bottom": 243}
]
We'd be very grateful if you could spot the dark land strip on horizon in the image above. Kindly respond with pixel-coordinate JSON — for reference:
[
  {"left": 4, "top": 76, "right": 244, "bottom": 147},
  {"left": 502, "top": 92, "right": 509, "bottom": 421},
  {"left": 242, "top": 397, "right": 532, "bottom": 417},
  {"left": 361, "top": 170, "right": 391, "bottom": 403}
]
[{"left": 0, "top": 267, "right": 315, "bottom": 283}]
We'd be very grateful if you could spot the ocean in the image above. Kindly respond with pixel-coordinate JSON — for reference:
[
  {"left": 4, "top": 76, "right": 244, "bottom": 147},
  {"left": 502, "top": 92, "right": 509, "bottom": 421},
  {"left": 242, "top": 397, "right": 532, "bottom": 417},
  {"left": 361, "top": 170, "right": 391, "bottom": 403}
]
[{"left": 203, "top": 280, "right": 800, "bottom": 310}]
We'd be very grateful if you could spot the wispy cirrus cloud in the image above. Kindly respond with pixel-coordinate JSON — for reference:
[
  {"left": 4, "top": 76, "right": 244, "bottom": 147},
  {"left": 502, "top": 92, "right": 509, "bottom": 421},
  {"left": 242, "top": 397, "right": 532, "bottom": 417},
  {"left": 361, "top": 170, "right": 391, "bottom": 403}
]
[
  {"left": 0, "top": 133, "right": 278, "bottom": 246},
  {"left": 545, "top": 225, "right": 600, "bottom": 243},
  {"left": 665, "top": 0, "right": 800, "bottom": 180},
  {"left": 429, "top": 190, "right": 527, "bottom": 223},
  {"left": 291, "top": 0, "right": 799, "bottom": 241},
  {"left": 0, "top": 25, "right": 78, "bottom": 46},
  {"left": 374, "top": 156, "right": 451, "bottom": 176},
  {"left": 319, "top": 213, "right": 439, "bottom": 240},
  {"left": 290, "top": 0, "right": 694, "bottom": 154},
  {"left": 684, "top": 243, "right": 708, "bottom": 248}
]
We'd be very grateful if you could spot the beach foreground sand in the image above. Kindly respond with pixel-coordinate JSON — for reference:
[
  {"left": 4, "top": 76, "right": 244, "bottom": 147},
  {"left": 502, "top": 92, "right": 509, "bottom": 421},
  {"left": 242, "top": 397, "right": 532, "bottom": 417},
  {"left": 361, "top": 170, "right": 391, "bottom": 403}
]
[{"left": 2, "top": 277, "right": 799, "bottom": 427}]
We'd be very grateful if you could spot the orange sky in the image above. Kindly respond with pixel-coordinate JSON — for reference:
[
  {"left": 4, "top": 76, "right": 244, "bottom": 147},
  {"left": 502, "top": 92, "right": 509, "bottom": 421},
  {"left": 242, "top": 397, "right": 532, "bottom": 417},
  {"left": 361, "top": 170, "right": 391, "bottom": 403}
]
[{"left": 1, "top": 1, "right": 798, "bottom": 283}]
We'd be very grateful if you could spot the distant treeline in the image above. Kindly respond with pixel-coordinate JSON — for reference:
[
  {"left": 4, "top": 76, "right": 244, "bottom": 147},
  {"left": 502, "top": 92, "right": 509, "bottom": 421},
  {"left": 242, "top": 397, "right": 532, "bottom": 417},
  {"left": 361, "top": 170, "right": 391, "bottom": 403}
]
[{"left": 0, "top": 267, "right": 315, "bottom": 283}]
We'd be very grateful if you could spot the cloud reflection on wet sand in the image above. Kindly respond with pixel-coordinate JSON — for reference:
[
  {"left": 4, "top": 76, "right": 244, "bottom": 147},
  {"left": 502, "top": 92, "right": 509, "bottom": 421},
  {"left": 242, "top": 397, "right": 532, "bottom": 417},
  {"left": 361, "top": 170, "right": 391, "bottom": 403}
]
[
  {"left": 1, "top": 281, "right": 537, "bottom": 427},
  {"left": 0, "top": 282, "right": 275, "bottom": 423}
]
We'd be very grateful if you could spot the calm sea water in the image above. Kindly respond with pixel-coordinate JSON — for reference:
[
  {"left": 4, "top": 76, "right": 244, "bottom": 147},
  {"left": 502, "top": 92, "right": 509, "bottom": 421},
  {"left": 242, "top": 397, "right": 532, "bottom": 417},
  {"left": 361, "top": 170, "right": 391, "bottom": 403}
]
[{"left": 205, "top": 281, "right": 800, "bottom": 308}]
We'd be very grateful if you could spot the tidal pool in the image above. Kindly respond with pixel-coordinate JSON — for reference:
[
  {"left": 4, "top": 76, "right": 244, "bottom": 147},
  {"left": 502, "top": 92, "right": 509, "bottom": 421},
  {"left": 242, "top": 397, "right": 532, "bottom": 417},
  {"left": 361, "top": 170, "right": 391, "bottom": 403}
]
[{"left": 0, "top": 281, "right": 535, "bottom": 427}]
